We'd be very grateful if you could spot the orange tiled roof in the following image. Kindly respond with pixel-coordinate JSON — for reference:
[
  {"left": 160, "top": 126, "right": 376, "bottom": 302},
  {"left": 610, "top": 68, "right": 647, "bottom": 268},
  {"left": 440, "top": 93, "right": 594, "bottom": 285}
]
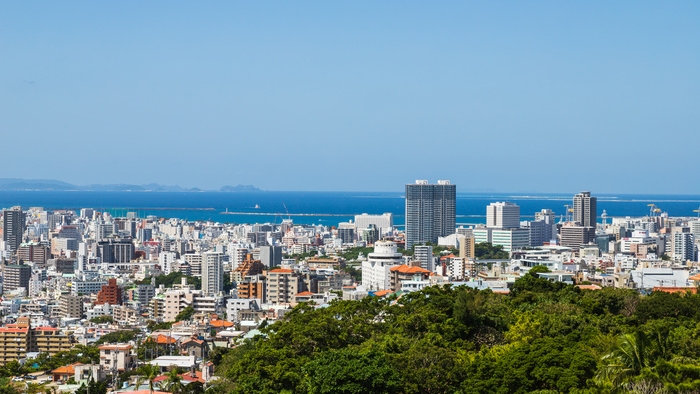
[
  {"left": 52, "top": 363, "right": 82, "bottom": 374},
  {"left": 209, "top": 319, "right": 233, "bottom": 328},
  {"left": 0, "top": 327, "right": 28, "bottom": 333},
  {"left": 269, "top": 268, "right": 293, "bottom": 273},
  {"left": 154, "top": 334, "right": 177, "bottom": 344},
  {"left": 295, "top": 291, "right": 314, "bottom": 297},
  {"left": 689, "top": 274, "right": 700, "bottom": 281},
  {"left": 390, "top": 265, "right": 432, "bottom": 274},
  {"left": 373, "top": 290, "right": 393, "bottom": 297}
]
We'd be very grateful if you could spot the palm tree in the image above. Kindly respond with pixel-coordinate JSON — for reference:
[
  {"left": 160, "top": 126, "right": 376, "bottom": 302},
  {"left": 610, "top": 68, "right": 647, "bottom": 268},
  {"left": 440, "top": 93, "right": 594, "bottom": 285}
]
[
  {"left": 135, "top": 364, "right": 161, "bottom": 394},
  {"left": 163, "top": 368, "right": 184, "bottom": 394},
  {"left": 596, "top": 331, "right": 651, "bottom": 389}
]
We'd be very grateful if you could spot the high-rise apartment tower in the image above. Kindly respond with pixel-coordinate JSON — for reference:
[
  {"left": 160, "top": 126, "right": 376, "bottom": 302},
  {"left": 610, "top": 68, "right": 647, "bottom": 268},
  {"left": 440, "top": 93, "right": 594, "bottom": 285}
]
[
  {"left": 3, "top": 207, "right": 25, "bottom": 255},
  {"left": 573, "top": 191, "right": 597, "bottom": 227},
  {"left": 405, "top": 180, "right": 456, "bottom": 249}
]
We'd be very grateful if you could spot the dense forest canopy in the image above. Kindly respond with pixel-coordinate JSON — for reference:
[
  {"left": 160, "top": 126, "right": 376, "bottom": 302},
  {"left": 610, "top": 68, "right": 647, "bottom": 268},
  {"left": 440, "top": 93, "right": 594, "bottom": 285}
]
[{"left": 212, "top": 270, "right": 700, "bottom": 394}]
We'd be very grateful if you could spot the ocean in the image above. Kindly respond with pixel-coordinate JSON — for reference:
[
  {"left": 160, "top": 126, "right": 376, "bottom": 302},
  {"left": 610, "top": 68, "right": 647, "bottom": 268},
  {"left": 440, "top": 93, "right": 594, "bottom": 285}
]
[{"left": 0, "top": 191, "right": 699, "bottom": 227}]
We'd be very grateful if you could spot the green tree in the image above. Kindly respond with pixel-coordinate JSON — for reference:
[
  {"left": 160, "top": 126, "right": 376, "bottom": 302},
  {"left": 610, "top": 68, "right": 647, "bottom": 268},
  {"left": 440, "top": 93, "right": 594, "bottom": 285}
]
[
  {"left": 90, "top": 316, "right": 114, "bottom": 324},
  {"left": 135, "top": 364, "right": 161, "bottom": 394},
  {"left": 304, "top": 349, "right": 401, "bottom": 394},
  {"left": 163, "top": 369, "right": 184, "bottom": 394},
  {"left": 596, "top": 331, "right": 651, "bottom": 389},
  {"left": 74, "top": 379, "right": 107, "bottom": 394},
  {"left": 175, "top": 306, "right": 195, "bottom": 321},
  {"left": 474, "top": 242, "right": 509, "bottom": 260},
  {"left": 95, "top": 330, "right": 139, "bottom": 345}
]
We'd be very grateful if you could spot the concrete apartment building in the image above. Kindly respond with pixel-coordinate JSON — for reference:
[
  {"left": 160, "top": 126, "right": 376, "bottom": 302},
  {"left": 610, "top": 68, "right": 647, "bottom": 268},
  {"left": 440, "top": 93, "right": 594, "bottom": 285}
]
[
  {"left": 98, "top": 344, "right": 136, "bottom": 373},
  {"left": 3, "top": 207, "right": 26, "bottom": 255},
  {"left": 0, "top": 317, "right": 73, "bottom": 365},
  {"left": 486, "top": 202, "right": 520, "bottom": 229},
  {"left": 354, "top": 213, "right": 393, "bottom": 235},
  {"left": 59, "top": 293, "right": 83, "bottom": 319},
  {"left": 16, "top": 241, "right": 50, "bottom": 264},
  {"left": 237, "top": 275, "right": 266, "bottom": 303},
  {"left": 202, "top": 251, "right": 224, "bottom": 296},
  {"left": 405, "top": 180, "right": 456, "bottom": 249},
  {"left": 95, "top": 278, "right": 123, "bottom": 305},
  {"left": 3, "top": 262, "right": 31, "bottom": 293},
  {"left": 266, "top": 268, "right": 303, "bottom": 305},
  {"left": 162, "top": 282, "right": 217, "bottom": 322}
]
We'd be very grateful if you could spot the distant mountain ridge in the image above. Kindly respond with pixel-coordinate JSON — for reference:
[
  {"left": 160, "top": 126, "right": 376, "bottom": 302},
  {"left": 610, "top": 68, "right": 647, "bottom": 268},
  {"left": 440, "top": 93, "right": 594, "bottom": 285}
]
[{"left": 0, "top": 178, "right": 261, "bottom": 192}]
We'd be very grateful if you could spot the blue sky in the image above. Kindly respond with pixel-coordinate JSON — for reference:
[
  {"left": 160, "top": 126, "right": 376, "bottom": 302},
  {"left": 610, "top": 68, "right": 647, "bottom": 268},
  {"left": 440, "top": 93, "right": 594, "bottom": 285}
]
[{"left": 1, "top": 1, "right": 698, "bottom": 193}]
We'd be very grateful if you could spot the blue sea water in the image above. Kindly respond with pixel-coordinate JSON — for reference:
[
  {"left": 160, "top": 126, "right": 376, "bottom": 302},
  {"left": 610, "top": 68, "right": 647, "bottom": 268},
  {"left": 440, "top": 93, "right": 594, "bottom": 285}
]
[{"left": 1, "top": 191, "right": 699, "bottom": 228}]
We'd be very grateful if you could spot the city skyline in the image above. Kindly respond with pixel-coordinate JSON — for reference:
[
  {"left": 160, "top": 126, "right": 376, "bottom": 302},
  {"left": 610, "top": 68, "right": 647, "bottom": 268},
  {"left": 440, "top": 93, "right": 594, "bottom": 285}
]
[{"left": 2, "top": 2, "right": 698, "bottom": 193}]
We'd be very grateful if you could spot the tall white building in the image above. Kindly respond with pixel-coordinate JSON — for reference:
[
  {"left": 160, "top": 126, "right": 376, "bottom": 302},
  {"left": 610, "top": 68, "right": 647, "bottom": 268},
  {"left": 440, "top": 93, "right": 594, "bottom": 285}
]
[
  {"left": 159, "top": 252, "right": 178, "bottom": 275},
  {"left": 413, "top": 245, "right": 434, "bottom": 272},
  {"left": 202, "top": 251, "right": 224, "bottom": 296},
  {"left": 354, "top": 213, "right": 394, "bottom": 235},
  {"left": 486, "top": 202, "right": 520, "bottom": 229},
  {"left": 361, "top": 241, "right": 403, "bottom": 291},
  {"left": 690, "top": 220, "right": 700, "bottom": 240},
  {"left": 673, "top": 232, "right": 694, "bottom": 262}
]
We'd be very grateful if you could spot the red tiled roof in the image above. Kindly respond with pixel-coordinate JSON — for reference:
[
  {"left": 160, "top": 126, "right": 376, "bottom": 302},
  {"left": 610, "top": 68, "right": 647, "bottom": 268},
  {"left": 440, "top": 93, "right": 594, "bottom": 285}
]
[
  {"left": 295, "top": 291, "right": 314, "bottom": 297},
  {"left": 373, "top": 290, "right": 393, "bottom": 297},
  {"left": 269, "top": 268, "right": 293, "bottom": 273},
  {"left": 180, "top": 371, "right": 205, "bottom": 383}
]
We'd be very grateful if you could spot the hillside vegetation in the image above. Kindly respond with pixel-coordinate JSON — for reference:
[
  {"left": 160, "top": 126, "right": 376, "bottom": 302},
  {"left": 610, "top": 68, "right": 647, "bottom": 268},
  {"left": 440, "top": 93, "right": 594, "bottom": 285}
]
[{"left": 213, "top": 271, "right": 700, "bottom": 394}]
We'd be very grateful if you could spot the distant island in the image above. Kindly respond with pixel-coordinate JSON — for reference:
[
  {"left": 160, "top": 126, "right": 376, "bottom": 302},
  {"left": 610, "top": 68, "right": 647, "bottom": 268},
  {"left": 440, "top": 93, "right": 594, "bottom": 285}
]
[
  {"left": 219, "top": 185, "right": 262, "bottom": 192},
  {"left": 0, "top": 178, "right": 261, "bottom": 192}
]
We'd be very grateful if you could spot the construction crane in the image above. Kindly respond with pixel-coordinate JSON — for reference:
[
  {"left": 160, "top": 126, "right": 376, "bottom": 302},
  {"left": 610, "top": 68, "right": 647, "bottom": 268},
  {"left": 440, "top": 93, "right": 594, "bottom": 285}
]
[
  {"left": 648, "top": 204, "right": 656, "bottom": 217},
  {"left": 694, "top": 206, "right": 700, "bottom": 218},
  {"left": 564, "top": 204, "right": 572, "bottom": 222}
]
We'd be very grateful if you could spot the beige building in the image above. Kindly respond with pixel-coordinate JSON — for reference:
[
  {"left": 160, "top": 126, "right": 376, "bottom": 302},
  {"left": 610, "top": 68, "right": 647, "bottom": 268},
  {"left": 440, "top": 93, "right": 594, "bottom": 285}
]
[
  {"left": 0, "top": 317, "right": 73, "bottom": 365},
  {"left": 99, "top": 343, "right": 136, "bottom": 372},
  {"left": 163, "top": 288, "right": 216, "bottom": 322},
  {"left": 59, "top": 293, "right": 83, "bottom": 319},
  {"left": 266, "top": 269, "right": 303, "bottom": 305},
  {"left": 459, "top": 235, "right": 475, "bottom": 259}
]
